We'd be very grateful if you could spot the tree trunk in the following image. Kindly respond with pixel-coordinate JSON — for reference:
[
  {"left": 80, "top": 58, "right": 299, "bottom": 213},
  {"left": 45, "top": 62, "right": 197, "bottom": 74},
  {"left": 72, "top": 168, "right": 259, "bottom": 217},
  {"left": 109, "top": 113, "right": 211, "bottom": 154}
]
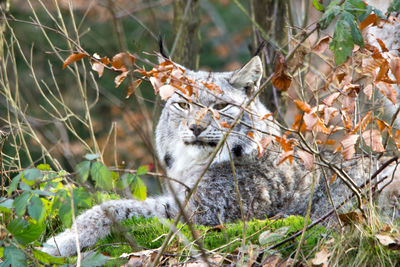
[
  {"left": 172, "top": 0, "right": 200, "bottom": 70},
  {"left": 251, "top": 0, "right": 287, "bottom": 114}
]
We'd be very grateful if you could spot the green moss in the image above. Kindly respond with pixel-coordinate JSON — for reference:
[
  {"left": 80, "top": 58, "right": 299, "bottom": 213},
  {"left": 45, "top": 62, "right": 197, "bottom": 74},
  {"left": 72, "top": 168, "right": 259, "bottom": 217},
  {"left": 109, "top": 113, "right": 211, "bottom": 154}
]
[{"left": 96, "top": 215, "right": 327, "bottom": 265}]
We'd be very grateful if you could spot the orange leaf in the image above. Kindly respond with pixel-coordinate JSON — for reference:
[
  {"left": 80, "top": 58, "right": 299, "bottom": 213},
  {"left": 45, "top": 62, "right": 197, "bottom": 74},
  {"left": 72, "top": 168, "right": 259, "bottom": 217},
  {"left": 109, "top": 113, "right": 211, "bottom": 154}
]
[
  {"left": 294, "top": 100, "right": 311, "bottom": 113},
  {"left": 62, "top": 53, "right": 88, "bottom": 70},
  {"left": 277, "top": 150, "right": 294, "bottom": 165},
  {"left": 159, "top": 85, "right": 176, "bottom": 100},
  {"left": 376, "top": 38, "right": 389, "bottom": 53},
  {"left": 340, "top": 110, "right": 353, "bottom": 130},
  {"left": 272, "top": 54, "right": 292, "bottom": 91},
  {"left": 376, "top": 119, "right": 391, "bottom": 134},
  {"left": 352, "top": 111, "right": 372, "bottom": 134},
  {"left": 248, "top": 132, "right": 264, "bottom": 159},
  {"left": 341, "top": 134, "right": 359, "bottom": 160},
  {"left": 92, "top": 62, "right": 104, "bottom": 78},
  {"left": 219, "top": 121, "right": 231, "bottom": 128},
  {"left": 111, "top": 52, "right": 136, "bottom": 71},
  {"left": 376, "top": 81, "right": 397, "bottom": 105},
  {"left": 126, "top": 79, "right": 142, "bottom": 99},
  {"left": 359, "top": 13, "right": 379, "bottom": 30},
  {"left": 313, "top": 36, "right": 331, "bottom": 54},
  {"left": 259, "top": 113, "right": 273, "bottom": 121},
  {"left": 362, "top": 129, "right": 385, "bottom": 152},
  {"left": 297, "top": 150, "right": 313, "bottom": 171},
  {"left": 115, "top": 71, "right": 129, "bottom": 88},
  {"left": 315, "top": 118, "right": 330, "bottom": 135},
  {"left": 291, "top": 114, "right": 307, "bottom": 132},
  {"left": 329, "top": 173, "right": 337, "bottom": 184}
]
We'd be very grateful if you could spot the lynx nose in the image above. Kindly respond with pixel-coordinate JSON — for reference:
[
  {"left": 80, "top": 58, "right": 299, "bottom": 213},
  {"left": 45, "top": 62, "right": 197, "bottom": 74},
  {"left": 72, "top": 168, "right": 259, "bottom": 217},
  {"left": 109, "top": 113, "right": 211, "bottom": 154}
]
[{"left": 189, "top": 124, "right": 205, "bottom": 137}]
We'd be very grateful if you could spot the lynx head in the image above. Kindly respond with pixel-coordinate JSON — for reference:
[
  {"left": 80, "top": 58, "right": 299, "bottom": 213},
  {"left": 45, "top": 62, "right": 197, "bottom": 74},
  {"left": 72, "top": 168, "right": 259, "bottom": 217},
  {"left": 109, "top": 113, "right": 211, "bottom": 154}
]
[{"left": 155, "top": 56, "right": 279, "bottom": 174}]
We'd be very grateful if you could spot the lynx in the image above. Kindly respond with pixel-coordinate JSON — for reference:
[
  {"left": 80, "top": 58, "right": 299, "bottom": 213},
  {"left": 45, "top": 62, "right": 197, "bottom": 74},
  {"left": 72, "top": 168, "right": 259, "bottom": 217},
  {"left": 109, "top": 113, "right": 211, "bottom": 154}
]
[{"left": 42, "top": 54, "right": 400, "bottom": 257}]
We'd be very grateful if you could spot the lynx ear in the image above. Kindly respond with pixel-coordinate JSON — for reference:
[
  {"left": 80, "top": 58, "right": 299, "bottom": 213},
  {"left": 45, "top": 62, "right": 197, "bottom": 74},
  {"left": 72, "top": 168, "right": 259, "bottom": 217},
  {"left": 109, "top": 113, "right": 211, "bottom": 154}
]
[{"left": 228, "top": 56, "right": 263, "bottom": 90}]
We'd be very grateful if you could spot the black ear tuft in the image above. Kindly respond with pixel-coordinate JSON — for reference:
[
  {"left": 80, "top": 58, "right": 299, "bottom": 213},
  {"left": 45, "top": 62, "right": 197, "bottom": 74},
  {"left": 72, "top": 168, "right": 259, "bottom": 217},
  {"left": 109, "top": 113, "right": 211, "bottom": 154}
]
[
  {"left": 253, "top": 41, "right": 266, "bottom": 57},
  {"left": 158, "top": 36, "right": 169, "bottom": 60}
]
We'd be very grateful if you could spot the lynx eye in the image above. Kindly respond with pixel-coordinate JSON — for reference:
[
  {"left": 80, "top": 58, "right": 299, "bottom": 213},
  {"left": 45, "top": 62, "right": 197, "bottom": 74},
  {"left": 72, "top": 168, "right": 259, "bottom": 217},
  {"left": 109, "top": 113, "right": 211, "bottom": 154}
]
[
  {"left": 214, "top": 103, "right": 229, "bottom": 111},
  {"left": 175, "top": 102, "right": 190, "bottom": 110}
]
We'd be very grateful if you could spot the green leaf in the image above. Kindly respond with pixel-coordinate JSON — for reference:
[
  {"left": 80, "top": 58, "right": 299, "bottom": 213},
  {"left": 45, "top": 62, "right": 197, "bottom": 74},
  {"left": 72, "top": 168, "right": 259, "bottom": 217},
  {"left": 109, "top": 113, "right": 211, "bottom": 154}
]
[
  {"left": 388, "top": 0, "right": 400, "bottom": 13},
  {"left": 90, "top": 162, "right": 113, "bottom": 190},
  {"left": 59, "top": 202, "right": 73, "bottom": 228},
  {"left": 312, "top": 0, "right": 324, "bottom": 11},
  {"left": 23, "top": 168, "right": 42, "bottom": 181},
  {"left": 7, "top": 218, "right": 45, "bottom": 245},
  {"left": 345, "top": 0, "right": 366, "bottom": 12},
  {"left": 76, "top": 160, "right": 91, "bottom": 182},
  {"left": 330, "top": 19, "right": 354, "bottom": 65},
  {"left": 132, "top": 176, "right": 147, "bottom": 201},
  {"left": 81, "top": 252, "right": 109, "bottom": 267},
  {"left": 8, "top": 173, "right": 22, "bottom": 196},
  {"left": 84, "top": 153, "right": 100, "bottom": 161},
  {"left": 28, "top": 196, "right": 46, "bottom": 223},
  {"left": 0, "top": 246, "right": 26, "bottom": 267},
  {"left": 259, "top": 230, "right": 285, "bottom": 245},
  {"left": 36, "top": 164, "right": 52, "bottom": 171},
  {"left": 117, "top": 173, "right": 134, "bottom": 189},
  {"left": 32, "top": 249, "right": 66, "bottom": 264},
  {"left": 359, "top": 5, "right": 372, "bottom": 22},
  {"left": 319, "top": 0, "right": 342, "bottom": 29},
  {"left": 13, "top": 192, "right": 31, "bottom": 216},
  {"left": 137, "top": 165, "right": 149, "bottom": 176},
  {"left": 73, "top": 188, "right": 92, "bottom": 208},
  {"left": 341, "top": 11, "right": 364, "bottom": 46},
  {"left": 0, "top": 198, "right": 13, "bottom": 213}
]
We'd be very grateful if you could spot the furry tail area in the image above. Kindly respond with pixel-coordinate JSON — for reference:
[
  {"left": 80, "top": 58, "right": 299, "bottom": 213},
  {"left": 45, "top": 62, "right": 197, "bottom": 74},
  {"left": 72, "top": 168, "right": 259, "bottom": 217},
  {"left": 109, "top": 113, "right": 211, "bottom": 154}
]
[{"left": 41, "top": 196, "right": 177, "bottom": 257}]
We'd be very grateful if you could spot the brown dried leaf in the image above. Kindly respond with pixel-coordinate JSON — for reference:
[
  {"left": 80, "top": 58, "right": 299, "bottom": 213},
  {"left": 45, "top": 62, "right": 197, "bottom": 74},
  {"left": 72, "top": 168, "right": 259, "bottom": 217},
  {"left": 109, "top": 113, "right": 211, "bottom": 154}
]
[
  {"left": 323, "top": 107, "right": 339, "bottom": 124},
  {"left": 272, "top": 54, "right": 292, "bottom": 91},
  {"left": 277, "top": 150, "right": 294, "bottom": 165},
  {"left": 313, "top": 36, "right": 331, "bottom": 54},
  {"left": 352, "top": 111, "right": 372, "bottom": 134},
  {"left": 376, "top": 38, "right": 389, "bottom": 53},
  {"left": 159, "top": 84, "right": 176, "bottom": 100},
  {"left": 149, "top": 77, "right": 163, "bottom": 94},
  {"left": 219, "top": 121, "right": 231, "bottom": 128},
  {"left": 259, "top": 113, "right": 273, "bottom": 121},
  {"left": 341, "top": 134, "right": 359, "bottom": 160},
  {"left": 376, "top": 119, "right": 391, "bottom": 133},
  {"left": 329, "top": 173, "right": 337, "bottom": 184},
  {"left": 389, "top": 55, "right": 400, "bottom": 85},
  {"left": 362, "top": 129, "right": 385, "bottom": 152},
  {"left": 311, "top": 247, "right": 331, "bottom": 267},
  {"left": 195, "top": 108, "right": 209, "bottom": 125},
  {"left": 92, "top": 62, "right": 104, "bottom": 77},
  {"left": 360, "top": 13, "right": 379, "bottom": 30},
  {"left": 315, "top": 118, "right": 330, "bottom": 135},
  {"left": 376, "top": 81, "right": 397, "bottom": 105},
  {"left": 297, "top": 150, "right": 313, "bottom": 171},
  {"left": 62, "top": 53, "right": 88, "bottom": 70},
  {"left": 115, "top": 71, "right": 129, "bottom": 88},
  {"left": 294, "top": 100, "right": 311, "bottom": 113},
  {"left": 363, "top": 84, "right": 374, "bottom": 100},
  {"left": 341, "top": 95, "right": 356, "bottom": 114},
  {"left": 323, "top": 92, "right": 341, "bottom": 106},
  {"left": 111, "top": 52, "right": 136, "bottom": 71},
  {"left": 339, "top": 211, "right": 364, "bottom": 225},
  {"left": 303, "top": 112, "right": 317, "bottom": 131},
  {"left": 126, "top": 79, "right": 142, "bottom": 99},
  {"left": 375, "top": 234, "right": 400, "bottom": 249}
]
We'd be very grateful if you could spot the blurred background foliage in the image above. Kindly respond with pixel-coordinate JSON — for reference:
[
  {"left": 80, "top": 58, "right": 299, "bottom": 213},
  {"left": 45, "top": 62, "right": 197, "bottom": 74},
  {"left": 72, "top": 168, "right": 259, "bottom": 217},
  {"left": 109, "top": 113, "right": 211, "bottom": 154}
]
[{"left": 0, "top": 0, "right": 315, "bottom": 188}]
